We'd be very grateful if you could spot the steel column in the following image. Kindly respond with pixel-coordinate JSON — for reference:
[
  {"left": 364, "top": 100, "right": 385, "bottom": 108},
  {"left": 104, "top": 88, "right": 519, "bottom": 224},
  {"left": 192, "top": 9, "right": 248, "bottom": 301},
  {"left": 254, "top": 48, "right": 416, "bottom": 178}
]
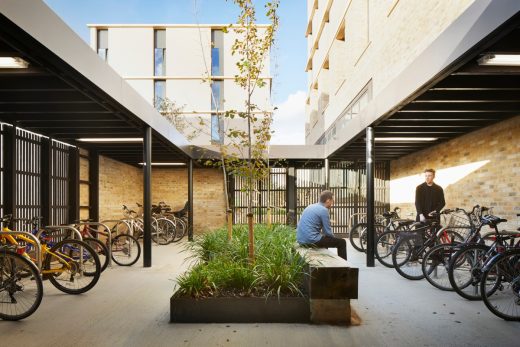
[
  {"left": 366, "top": 127, "right": 375, "bottom": 267},
  {"left": 2, "top": 125, "right": 15, "bottom": 218},
  {"left": 286, "top": 166, "right": 297, "bottom": 227},
  {"left": 143, "top": 126, "right": 152, "bottom": 267},
  {"left": 89, "top": 150, "right": 99, "bottom": 222},
  {"left": 188, "top": 159, "right": 194, "bottom": 241}
]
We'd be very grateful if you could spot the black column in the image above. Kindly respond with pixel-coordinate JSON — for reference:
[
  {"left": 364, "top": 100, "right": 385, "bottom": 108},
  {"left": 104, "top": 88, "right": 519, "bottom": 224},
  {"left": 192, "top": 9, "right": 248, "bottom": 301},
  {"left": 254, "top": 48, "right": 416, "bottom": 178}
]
[
  {"left": 286, "top": 166, "right": 297, "bottom": 227},
  {"left": 40, "top": 137, "right": 52, "bottom": 226},
  {"left": 89, "top": 150, "right": 99, "bottom": 222},
  {"left": 68, "top": 147, "right": 80, "bottom": 223},
  {"left": 188, "top": 158, "right": 194, "bottom": 241},
  {"left": 3, "top": 125, "right": 16, "bottom": 218},
  {"left": 366, "top": 127, "right": 375, "bottom": 267},
  {"left": 143, "top": 126, "right": 152, "bottom": 267}
]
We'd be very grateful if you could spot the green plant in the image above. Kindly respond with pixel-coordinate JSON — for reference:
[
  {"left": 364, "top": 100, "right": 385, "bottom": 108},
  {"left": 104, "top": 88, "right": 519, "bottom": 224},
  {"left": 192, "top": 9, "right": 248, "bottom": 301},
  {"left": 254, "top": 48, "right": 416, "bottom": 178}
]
[{"left": 174, "top": 224, "right": 308, "bottom": 299}]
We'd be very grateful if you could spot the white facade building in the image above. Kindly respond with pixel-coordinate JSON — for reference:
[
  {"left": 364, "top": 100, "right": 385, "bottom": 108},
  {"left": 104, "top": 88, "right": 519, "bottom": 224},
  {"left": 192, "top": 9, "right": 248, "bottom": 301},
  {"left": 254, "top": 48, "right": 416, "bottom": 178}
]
[
  {"left": 88, "top": 24, "right": 272, "bottom": 145},
  {"left": 305, "top": 0, "right": 475, "bottom": 145}
]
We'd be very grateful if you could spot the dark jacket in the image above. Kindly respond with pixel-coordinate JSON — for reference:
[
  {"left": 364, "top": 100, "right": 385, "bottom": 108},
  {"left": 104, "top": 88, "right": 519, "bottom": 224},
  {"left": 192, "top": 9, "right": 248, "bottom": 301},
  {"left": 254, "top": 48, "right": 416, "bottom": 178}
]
[{"left": 415, "top": 182, "right": 445, "bottom": 221}]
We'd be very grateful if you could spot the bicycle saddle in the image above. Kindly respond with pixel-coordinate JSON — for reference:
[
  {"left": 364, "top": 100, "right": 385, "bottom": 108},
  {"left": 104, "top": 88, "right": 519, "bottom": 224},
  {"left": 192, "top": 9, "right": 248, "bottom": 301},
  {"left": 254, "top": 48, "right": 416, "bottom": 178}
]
[
  {"left": 481, "top": 215, "right": 507, "bottom": 226},
  {"left": 398, "top": 220, "right": 415, "bottom": 227}
]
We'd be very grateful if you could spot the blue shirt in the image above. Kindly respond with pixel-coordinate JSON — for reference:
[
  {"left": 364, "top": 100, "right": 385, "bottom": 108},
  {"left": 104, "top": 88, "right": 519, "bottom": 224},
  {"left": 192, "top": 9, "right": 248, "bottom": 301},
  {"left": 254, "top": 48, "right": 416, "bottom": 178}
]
[{"left": 296, "top": 202, "right": 333, "bottom": 244}]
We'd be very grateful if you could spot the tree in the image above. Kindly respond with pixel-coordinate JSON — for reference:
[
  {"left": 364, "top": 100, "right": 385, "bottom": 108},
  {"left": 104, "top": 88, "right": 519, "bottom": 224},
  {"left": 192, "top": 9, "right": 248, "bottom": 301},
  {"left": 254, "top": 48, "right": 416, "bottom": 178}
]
[
  {"left": 221, "top": 0, "right": 279, "bottom": 262},
  {"left": 158, "top": 0, "right": 280, "bottom": 262}
]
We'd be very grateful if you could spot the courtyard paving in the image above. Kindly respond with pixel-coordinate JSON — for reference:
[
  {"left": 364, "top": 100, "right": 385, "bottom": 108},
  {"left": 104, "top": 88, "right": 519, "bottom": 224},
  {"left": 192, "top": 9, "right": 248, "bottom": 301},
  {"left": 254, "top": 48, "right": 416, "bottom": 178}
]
[{"left": 0, "top": 239, "right": 517, "bottom": 347}]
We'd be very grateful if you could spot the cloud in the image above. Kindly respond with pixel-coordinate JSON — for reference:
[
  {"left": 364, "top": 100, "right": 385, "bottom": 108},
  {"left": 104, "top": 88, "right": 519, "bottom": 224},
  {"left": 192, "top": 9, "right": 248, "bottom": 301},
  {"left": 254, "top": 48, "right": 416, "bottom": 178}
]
[{"left": 271, "top": 90, "right": 306, "bottom": 145}]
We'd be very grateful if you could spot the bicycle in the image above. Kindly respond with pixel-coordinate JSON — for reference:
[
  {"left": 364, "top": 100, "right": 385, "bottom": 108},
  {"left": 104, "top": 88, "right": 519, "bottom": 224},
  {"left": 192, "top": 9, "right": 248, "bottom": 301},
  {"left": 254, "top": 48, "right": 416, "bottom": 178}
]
[
  {"left": 391, "top": 210, "right": 463, "bottom": 280},
  {"left": 374, "top": 208, "right": 416, "bottom": 268},
  {"left": 448, "top": 214, "right": 519, "bottom": 301},
  {"left": 480, "top": 246, "right": 520, "bottom": 321},
  {"left": 421, "top": 205, "right": 488, "bottom": 291},
  {"left": 120, "top": 204, "right": 175, "bottom": 245},
  {"left": 349, "top": 212, "right": 387, "bottom": 253},
  {"left": 154, "top": 201, "right": 188, "bottom": 243},
  {"left": 0, "top": 215, "right": 101, "bottom": 295},
  {"left": 0, "top": 246, "right": 43, "bottom": 321},
  {"left": 75, "top": 219, "right": 141, "bottom": 267}
]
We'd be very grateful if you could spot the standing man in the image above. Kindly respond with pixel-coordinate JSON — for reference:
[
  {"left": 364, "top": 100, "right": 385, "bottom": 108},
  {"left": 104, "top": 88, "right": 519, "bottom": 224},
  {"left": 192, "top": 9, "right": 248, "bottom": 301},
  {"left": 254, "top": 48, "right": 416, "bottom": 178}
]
[
  {"left": 296, "top": 190, "right": 347, "bottom": 260},
  {"left": 415, "top": 169, "right": 446, "bottom": 222}
]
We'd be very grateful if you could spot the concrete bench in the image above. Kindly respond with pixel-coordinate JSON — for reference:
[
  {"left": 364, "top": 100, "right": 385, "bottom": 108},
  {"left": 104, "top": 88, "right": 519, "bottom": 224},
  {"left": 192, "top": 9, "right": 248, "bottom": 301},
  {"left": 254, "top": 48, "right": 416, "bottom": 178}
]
[{"left": 296, "top": 245, "right": 359, "bottom": 325}]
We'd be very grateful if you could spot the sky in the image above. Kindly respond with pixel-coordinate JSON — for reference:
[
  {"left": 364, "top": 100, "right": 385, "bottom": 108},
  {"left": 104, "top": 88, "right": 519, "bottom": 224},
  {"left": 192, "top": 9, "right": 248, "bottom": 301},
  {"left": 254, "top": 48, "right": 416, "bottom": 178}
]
[{"left": 43, "top": 0, "right": 308, "bottom": 144}]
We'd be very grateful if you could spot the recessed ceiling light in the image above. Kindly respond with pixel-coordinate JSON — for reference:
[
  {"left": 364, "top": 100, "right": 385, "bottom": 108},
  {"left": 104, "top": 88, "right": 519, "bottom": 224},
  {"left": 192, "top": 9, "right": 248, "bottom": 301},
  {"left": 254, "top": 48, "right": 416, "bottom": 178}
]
[
  {"left": 77, "top": 138, "right": 143, "bottom": 143},
  {"left": 374, "top": 137, "right": 438, "bottom": 142},
  {"left": 138, "top": 162, "right": 186, "bottom": 166},
  {"left": 477, "top": 54, "right": 520, "bottom": 66},
  {"left": 0, "top": 57, "right": 29, "bottom": 68}
]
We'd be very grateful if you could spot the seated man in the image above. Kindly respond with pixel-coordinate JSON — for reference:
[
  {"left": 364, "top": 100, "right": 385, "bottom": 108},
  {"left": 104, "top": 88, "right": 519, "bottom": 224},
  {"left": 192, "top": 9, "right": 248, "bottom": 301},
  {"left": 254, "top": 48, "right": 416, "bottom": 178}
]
[{"left": 296, "top": 190, "right": 347, "bottom": 260}]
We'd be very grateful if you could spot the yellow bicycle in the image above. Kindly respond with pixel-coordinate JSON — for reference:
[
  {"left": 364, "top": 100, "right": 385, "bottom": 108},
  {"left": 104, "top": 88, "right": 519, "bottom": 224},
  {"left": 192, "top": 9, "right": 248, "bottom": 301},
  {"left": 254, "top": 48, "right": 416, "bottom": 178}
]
[{"left": 0, "top": 215, "right": 101, "bottom": 295}]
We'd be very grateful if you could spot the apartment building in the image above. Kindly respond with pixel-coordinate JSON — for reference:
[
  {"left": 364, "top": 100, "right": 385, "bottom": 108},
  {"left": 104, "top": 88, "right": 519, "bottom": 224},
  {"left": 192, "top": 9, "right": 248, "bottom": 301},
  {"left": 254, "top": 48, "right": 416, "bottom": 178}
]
[
  {"left": 88, "top": 24, "right": 272, "bottom": 146},
  {"left": 305, "top": 0, "right": 475, "bottom": 145}
]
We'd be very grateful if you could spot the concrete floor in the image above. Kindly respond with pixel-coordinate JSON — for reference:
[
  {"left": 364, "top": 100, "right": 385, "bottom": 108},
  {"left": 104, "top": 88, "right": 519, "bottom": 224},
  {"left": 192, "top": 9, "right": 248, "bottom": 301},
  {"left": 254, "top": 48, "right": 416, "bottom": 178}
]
[{"left": 1, "top": 240, "right": 518, "bottom": 347}]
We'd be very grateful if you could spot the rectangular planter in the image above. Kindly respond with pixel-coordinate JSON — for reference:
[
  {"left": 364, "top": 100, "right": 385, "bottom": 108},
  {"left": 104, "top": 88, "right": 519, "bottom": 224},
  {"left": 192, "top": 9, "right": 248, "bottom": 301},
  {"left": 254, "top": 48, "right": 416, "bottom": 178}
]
[{"left": 170, "top": 296, "right": 310, "bottom": 323}]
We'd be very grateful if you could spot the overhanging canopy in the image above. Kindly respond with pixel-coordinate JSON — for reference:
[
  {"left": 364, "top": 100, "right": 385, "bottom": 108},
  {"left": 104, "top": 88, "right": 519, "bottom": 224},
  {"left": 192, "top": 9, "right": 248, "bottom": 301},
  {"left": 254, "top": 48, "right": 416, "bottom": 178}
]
[
  {"left": 0, "top": 0, "right": 193, "bottom": 166},
  {"left": 328, "top": 1, "right": 520, "bottom": 161}
]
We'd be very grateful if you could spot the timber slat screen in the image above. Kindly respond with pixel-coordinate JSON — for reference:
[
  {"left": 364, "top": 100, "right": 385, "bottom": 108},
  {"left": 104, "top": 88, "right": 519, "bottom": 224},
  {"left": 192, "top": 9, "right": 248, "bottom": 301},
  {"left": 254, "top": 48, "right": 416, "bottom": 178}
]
[
  {"left": 232, "top": 168, "right": 287, "bottom": 224},
  {"left": 296, "top": 167, "right": 324, "bottom": 223},
  {"left": 51, "top": 141, "right": 70, "bottom": 226},
  {"left": 329, "top": 161, "right": 390, "bottom": 236},
  {"left": 14, "top": 127, "right": 42, "bottom": 231},
  {"left": 231, "top": 161, "right": 390, "bottom": 234},
  {"left": 0, "top": 124, "right": 75, "bottom": 231}
]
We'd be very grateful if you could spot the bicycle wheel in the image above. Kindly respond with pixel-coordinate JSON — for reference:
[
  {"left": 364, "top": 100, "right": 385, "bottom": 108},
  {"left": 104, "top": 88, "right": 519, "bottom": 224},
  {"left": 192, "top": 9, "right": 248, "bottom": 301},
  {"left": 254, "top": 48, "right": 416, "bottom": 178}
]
[
  {"left": 171, "top": 218, "right": 187, "bottom": 243},
  {"left": 111, "top": 234, "right": 141, "bottom": 266},
  {"left": 44, "top": 239, "right": 101, "bottom": 295},
  {"left": 376, "top": 230, "right": 398, "bottom": 268},
  {"left": 422, "top": 243, "right": 460, "bottom": 291},
  {"left": 0, "top": 250, "right": 43, "bottom": 321},
  {"left": 84, "top": 237, "right": 109, "bottom": 273},
  {"left": 481, "top": 249, "right": 520, "bottom": 321},
  {"left": 152, "top": 218, "right": 175, "bottom": 245},
  {"left": 360, "top": 224, "right": 385, "bottom": 253},
  {"left": 392, "top": 234, "right": 429, "bottom": 280},
  {"left": 448, "top": 244, "right": 491, "bottom": 300},
  {"left": 349, "top": 223, "right": 366, "bottom": 252}
]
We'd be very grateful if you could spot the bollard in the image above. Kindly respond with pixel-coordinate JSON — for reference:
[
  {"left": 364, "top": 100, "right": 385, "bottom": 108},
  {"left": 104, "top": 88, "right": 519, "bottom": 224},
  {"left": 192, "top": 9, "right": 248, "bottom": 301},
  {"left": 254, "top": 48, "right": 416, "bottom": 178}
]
[{"left": 267, "top": 207, "right": 272, "bottom": 229}]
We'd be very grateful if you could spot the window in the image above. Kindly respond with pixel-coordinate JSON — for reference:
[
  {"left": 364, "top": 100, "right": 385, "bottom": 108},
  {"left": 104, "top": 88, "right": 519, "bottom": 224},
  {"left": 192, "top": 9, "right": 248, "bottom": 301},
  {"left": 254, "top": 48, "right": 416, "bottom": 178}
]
[
  {"left": 97, "top": 29, "right": 108, "bottom": 61},
  {"left": 154, "top": 29, "right": 166, "bottom": 76},
  {"left": 211, "top": 114, "right": 223, "bottom": 144},
  {"left": 211, "top": 30, "right": 223, "bottom": 76},
  {"left": 154, "top": 80, "right": 166, "bottom": 108},
  {"left": 211, "top": 80, "right": 223, "bottom": 111}
]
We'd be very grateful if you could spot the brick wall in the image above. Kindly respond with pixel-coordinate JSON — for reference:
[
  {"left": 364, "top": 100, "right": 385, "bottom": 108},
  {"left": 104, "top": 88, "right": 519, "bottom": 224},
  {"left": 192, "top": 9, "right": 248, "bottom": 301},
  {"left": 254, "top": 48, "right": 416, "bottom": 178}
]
[
  {"left": 152, "top": 168, "right": 227, "bottom": 234},
  {"left": 96, "top": 156, "right": 226, "bottom": 234},
  {"left": 390, "top": 116, "right": 520, "bottom": 231},
  {"left": 98, "top": 155, "right": 143, "bottom": 223}
]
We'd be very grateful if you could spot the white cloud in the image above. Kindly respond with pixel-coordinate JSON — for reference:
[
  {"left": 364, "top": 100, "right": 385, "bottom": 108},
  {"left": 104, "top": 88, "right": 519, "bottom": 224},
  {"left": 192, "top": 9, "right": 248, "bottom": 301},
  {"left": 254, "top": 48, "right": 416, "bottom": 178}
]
[{"left": 271, "top": 90, "right": 306, "bottom": 145}]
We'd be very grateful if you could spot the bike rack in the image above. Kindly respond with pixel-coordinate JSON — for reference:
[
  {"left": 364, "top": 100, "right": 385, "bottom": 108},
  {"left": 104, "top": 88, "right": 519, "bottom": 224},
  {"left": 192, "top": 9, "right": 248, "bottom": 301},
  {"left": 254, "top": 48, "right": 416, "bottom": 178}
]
[
  {"left": 41, "top": 225, "right": 83, "bottom": 241},
  {"left": 348, "top": 213, "right": 367, "bottom": 230},
  {"left": 42, "top": 225, "right": 85, "bottom": 274},
  {"left": 73, "top": 222, "right": 113, "bottom": 267},
  {"left": 101, "top": 219, "right": 132, "bottom": 238},
  {"left": 2, "top": 231, "right": 43, "bottom": 271}
]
